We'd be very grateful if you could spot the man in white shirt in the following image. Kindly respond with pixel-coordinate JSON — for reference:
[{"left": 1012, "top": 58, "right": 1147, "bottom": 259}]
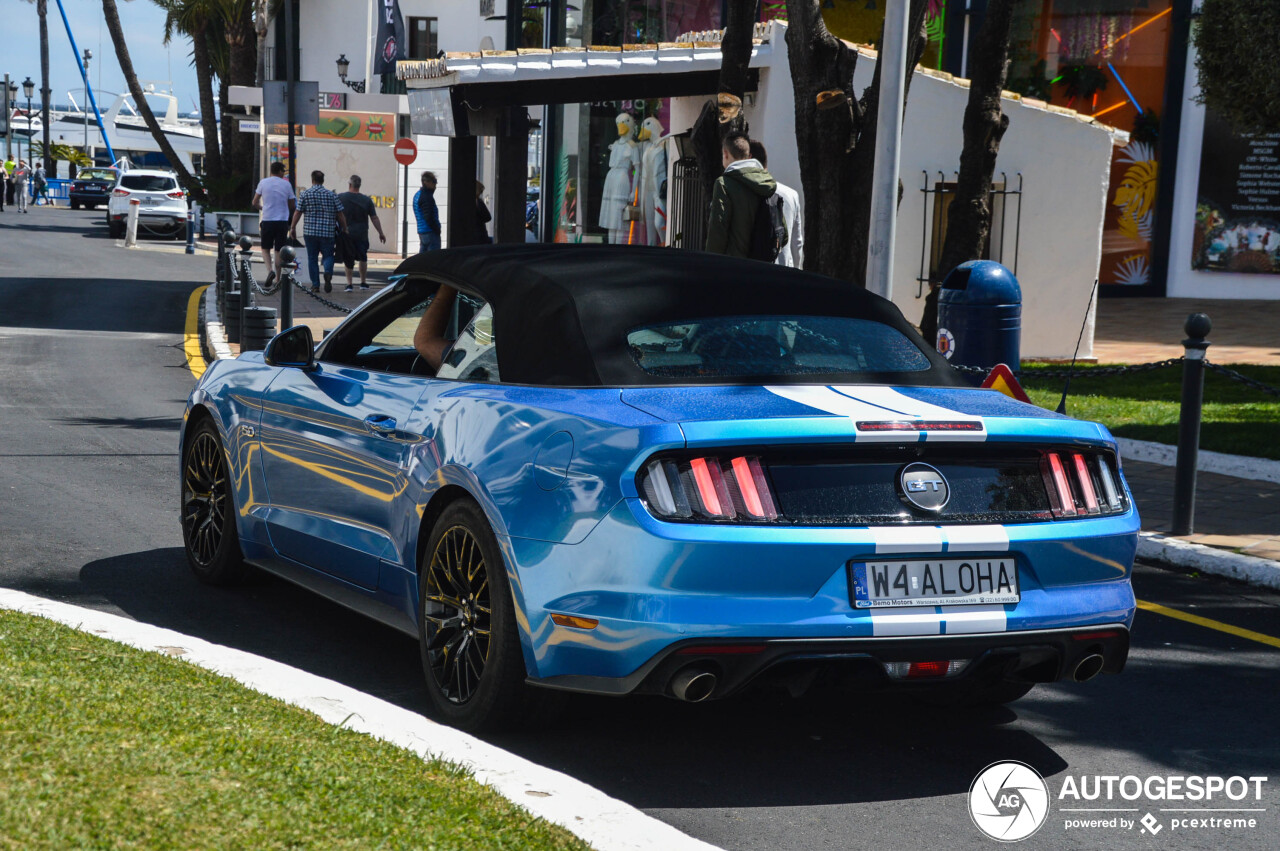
[
  {"left": 749, "top": 141, "right": 803, "bottom": 269},
  {"left": 252, "top": 161, "right": 297, "bottom": 285}
]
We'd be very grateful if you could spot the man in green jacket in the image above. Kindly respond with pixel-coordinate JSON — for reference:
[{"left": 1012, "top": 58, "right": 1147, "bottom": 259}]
[{"left": 705, "top": 131, "right": 777, "bottom": 258}]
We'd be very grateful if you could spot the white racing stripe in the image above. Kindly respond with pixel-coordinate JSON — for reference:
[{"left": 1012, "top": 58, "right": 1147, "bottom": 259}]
[
  {"left": 763, "top": 385, "right": 986, "bottom": 442},
  {"left": 939, "top": 604, "right": 1008, "bottom": 634},
  {"left": 941, "top": 525, "right": 1010, "bottom": 553},
  {"left": 763, "top": 385, "right": 908, "bottom": 421}
]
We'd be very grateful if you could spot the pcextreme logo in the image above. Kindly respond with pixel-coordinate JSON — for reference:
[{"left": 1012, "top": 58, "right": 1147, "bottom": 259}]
[{"left": 968, "top": 765, "right": 1270, "bottom": 842}]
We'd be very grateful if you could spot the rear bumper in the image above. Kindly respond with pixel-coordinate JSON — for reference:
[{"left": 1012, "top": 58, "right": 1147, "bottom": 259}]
[{"left": 535, "top": 624, "right": 1130, "bottom": 699}]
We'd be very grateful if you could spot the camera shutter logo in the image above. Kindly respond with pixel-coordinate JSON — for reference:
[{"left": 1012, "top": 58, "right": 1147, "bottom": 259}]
[{"left": 969, "top": 761, "right": 1050, "bottom": 842}]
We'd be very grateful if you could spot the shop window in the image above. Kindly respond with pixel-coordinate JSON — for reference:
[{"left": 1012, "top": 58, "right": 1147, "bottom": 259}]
[{"left": 409, "top": 17, "right": 439, "bottom": 60}]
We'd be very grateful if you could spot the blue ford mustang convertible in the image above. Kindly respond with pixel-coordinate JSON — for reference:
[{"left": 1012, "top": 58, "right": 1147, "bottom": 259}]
[{"left": 181, "top": 245, "right": 1138, "bottom": 730}]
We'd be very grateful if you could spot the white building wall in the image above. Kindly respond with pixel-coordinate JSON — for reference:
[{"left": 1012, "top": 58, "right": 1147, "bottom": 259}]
[{"left": 271, "top": 1, "right": 506, "bottom": 253}]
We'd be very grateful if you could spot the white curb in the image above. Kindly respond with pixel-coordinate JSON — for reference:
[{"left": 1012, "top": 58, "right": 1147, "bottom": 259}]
[
  {"left": 1137, "top": 532, "right": 1280, "bottom": 591},
  {"left": 1117, "top": 437, "right": 1280, "bottom": 485},
  {"left": 0, "top": 589, "right": 720, "bottom": 851},
  {"left": 202, "top": 290, "right": 234, "bottom": 362}
]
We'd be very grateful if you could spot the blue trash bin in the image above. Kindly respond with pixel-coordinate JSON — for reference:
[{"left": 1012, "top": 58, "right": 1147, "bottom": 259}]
[{"left": 935, "top": 260, "right": 1021, "bottom": 372}]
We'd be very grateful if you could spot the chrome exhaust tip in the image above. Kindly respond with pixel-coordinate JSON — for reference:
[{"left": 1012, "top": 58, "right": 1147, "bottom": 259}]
[
  {"left": 669, "top": 667, "right": 718, "bottom": 702},
  {"left": 1073, "top": 653, "right": 1105, "bottom": 682}
]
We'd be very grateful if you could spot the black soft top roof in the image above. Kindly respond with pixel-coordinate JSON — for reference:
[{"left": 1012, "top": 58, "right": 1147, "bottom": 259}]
[{"left": 394, "top": 244, "right": 964, "bottom": 388}]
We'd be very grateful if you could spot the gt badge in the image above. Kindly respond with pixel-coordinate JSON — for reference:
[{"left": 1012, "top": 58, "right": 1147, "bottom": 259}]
[{"left": 899, "top": 462, "right": 949, "bottom": 512}]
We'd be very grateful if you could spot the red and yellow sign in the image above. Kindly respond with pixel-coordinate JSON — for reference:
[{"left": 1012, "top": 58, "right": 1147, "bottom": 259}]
[
  {"left": 980, "top": 363, "right": 1032, "bottom": 404},
  {"left": 303, "top": 110, "right": 394, "bottom": 143}
]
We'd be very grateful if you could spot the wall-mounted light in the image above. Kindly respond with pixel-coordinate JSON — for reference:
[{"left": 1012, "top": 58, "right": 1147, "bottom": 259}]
[{"left": 336, "top": 54, "right": 366, "bottom": 93}]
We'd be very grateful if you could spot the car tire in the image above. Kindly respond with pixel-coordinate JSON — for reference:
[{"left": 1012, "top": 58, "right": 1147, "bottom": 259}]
[
  {"left": 71, "top": 200, "right": 80, "bottom": 210},
  {"left": 181, "top": 419, "right": 250, "bottom": 586},
  {"left": 418, "top": 499, "right": 553, "bottom": 732},
  {"left": 109, "top": 220, "right": 124, "bottom": 239}
]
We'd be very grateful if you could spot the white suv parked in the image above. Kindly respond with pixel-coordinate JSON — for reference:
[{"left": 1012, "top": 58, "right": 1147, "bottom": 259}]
[{"left": 107, "top": 169, "right": 188, "bottom": 239}]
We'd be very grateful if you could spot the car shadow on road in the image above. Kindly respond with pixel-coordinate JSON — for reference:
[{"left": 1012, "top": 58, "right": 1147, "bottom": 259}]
[
  {"left": 55, "top": 415, "right": 185, "bottom": 431},
  {"left": 63, "top": 547, "right": 1280, "bottom": 813}
]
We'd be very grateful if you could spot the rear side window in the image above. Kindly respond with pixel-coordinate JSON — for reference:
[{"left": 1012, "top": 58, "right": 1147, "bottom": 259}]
[
  {"left": 627, "top": 315, "right": 931, "bottom": 379},
  {"left": 438, "top": 302, "right": 499, "bottom": 383},
  {"left": 121, "top": 175, "right": 177, "bottom": 192}
]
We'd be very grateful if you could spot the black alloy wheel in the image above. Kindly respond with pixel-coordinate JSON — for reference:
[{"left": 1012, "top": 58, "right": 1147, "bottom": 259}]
[
  {"left": 422, "top": 523, "right": 493, "bottom": 704},
  {"left": 181, "top": 419, "right": 248, "bottom": 585},
  {"left": 418, "top": 500, "right": 555, "bottom": 731}
]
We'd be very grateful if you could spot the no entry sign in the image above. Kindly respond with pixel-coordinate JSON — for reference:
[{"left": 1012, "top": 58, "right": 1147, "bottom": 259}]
[{"left": 393, "top": 137, "right": 418, "bottom": 166}]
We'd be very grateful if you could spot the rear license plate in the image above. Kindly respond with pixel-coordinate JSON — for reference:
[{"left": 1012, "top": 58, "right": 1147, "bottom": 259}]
[{"left": 850, "top": 558, "right": 1019, "bottom": 608}]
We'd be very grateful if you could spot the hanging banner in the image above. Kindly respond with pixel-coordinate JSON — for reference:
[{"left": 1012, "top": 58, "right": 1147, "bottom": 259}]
[
  {"left": 373, "top": 0, "right": 407, "bottom": 74},
  {"left": 1191, "top": 109, "right": 1280, "bottom": 275}
]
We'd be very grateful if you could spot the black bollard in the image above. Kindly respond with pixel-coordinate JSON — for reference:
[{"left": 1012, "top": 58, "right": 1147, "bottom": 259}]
[
  {"left": 240, "top": 306, "right": 278, "bottom": 352},
  {"left": 224, "top": 290, "right": 242, "bottom": 345},
  {"left": 1171, "top": 313, "right": 1211, "bottom": 536}
]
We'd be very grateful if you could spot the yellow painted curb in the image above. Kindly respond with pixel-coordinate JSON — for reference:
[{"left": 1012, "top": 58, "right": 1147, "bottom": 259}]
[{"left": 185, "top": 286, "right": 209, "bottom": 380}]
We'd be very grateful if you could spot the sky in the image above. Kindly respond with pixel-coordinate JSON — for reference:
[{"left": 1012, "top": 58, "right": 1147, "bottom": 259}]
[{"left": 4, "top": 0, "right": 201, "bottom": 115}]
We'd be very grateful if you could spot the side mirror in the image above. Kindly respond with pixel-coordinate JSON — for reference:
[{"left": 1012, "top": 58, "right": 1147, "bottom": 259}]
[{"left": 264, "top": 324, "right": 317, "bottom": 371}]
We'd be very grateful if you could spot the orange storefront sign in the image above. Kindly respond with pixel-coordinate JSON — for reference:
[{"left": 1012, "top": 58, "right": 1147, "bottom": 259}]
[{"left": 302, "top": 110, "right": 395, "bottom": 143}]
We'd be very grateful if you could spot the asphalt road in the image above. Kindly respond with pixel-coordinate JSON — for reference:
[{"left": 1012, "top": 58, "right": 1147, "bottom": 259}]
[{"left": 3, "top": 206, "right": 1279, "bottom": 850}]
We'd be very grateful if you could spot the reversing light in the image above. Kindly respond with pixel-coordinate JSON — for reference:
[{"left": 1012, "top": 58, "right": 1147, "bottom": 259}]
[
  {"left": 639, "top": 454, "right": 780, "bottom": 523},
  {"left": 883, "top": 660, "right": 969, "bottom": 679}
]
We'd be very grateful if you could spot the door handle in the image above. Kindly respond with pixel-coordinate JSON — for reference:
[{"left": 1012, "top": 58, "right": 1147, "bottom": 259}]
[{"left": 363, "top": 414, "right": 397, "bottom": 436}]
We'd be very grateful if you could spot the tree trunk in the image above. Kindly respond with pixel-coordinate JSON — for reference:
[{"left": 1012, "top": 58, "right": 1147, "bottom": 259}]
[
  {"left": 254, "top": 0, "right": 269, "bottom": 86},
  {"left": 192, "top": 20, "right": 223, "bottom": 184},
  {"left": 690, "top": 0, "right": 757, "bottom": 192},
  {"left": 101, "top": 0, "right": 201, "bottom": 192},
  {"left": 921, "top": 0, "right": 1016, "bottom": 342},
  {"left": 38, "top": 0, "right": 53, "bottom": 174},
  {"left": 784, "top": 0, "right": 929, "bottom": 283},
  {"left": 222, "top": 0, "right": 258, "bottom": 204}
]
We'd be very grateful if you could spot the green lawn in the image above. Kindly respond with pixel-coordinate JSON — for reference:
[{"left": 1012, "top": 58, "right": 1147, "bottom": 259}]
[
  {"left": 1018, "top": 363, "right": 1280, "bottom": 461},
  {"left": 0, "top": 610, "right": 590, "bottom": 851}
]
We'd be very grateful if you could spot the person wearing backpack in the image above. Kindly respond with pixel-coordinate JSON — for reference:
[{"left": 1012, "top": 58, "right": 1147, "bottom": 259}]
[{"left": 705, "top": 132, "right": 783, "bottom": 261}]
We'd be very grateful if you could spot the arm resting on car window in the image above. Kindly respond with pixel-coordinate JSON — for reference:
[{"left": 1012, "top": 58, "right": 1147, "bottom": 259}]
[{"left": 414, "top": 285, "right": 458, "bottom": 370}]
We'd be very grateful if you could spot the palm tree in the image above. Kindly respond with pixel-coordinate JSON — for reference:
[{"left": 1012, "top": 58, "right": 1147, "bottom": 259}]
[
  {"left": 19, "top": 0, "right": 54, "bottom": 174},
  {"left": 153, "top": 0, "right": 223, "bottom": 182},
  {"left": 101, "top": 0, "right": 202, "bottom": 193},
  {"left": 219, "top": 0, "right": 258, "bottom": 197}
]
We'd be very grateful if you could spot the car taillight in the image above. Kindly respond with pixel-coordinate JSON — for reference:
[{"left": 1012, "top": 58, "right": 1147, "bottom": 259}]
[
  {"left": 167, "top": 189, "right": 185, "bottom": 198},
  {"left": 112, "top": 188, "right": 130, "bottom": 197},
  {"left": 639, "top": 455, "right": 779, "bottom": 522},
  {"left": 1040, "top": 451, "right": 1126, "bottom": 519}
]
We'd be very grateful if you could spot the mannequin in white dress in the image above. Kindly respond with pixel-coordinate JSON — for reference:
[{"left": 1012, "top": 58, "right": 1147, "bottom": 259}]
[
  {"left": 599, "top": 113, "right": 639, "bottom": 244},
  {"left": 638, "top": 117, "right": 667, "bottom": 246}
]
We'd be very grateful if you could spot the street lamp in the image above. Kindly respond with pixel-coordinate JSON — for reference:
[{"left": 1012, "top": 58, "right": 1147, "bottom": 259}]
[
  {"left": 82, "top": 49, "right": 92, "bottom": 159},
  {"left": 9, "top": 83, "right": 20, "bottom": 163},
  {"left": 336, "top": 54, "right": 366, "bottom": 93},
  {"left": 22, "top": 77, "right": 34, "bottom": 165}
]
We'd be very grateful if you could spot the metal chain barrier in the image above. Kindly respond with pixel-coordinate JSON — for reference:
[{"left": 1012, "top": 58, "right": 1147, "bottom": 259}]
[
  {"left": 955, "top": 357, "right": 1280, "bottom": 397},
  {"left": 1203, "top": 361, "right": 1280, "bottom": 398},
  {"left": 286, "top": 271, "right": 353, "bottom": 314}
]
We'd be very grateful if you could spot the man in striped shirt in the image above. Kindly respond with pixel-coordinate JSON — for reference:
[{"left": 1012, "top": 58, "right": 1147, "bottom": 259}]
[{"left": 289, "top": 170, "right": 349, "bottom": 292}]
